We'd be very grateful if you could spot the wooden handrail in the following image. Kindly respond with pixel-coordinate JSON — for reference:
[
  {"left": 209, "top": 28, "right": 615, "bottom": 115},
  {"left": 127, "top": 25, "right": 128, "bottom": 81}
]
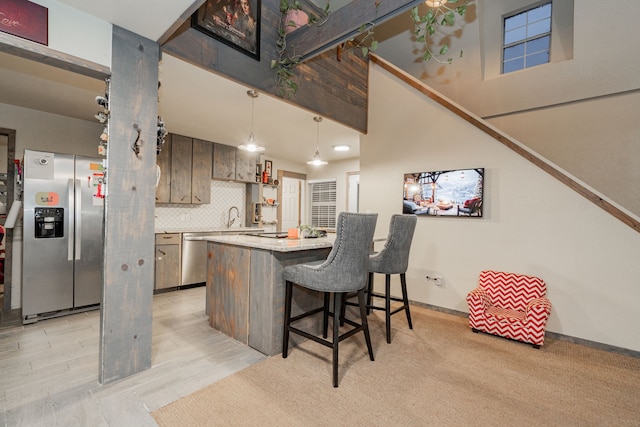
[{"left": 370, "top": 55, "right": 640, "bottom": 234}]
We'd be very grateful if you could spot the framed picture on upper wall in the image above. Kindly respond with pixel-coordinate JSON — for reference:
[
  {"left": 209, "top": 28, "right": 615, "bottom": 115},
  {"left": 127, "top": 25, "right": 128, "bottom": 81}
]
[
  {"left": 403, "top": 168, "right": 484, "bottom": 217},
  {"left": 191, "top": 0, "right": 261, "bottom": 60}
]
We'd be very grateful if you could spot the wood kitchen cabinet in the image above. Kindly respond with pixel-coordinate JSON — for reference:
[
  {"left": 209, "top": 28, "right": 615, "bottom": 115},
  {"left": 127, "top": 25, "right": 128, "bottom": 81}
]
[
  {"left": 235, "top": 150, "right": 258, "bottom": 183},
  {"left": 212, "top": 143, "right": 236, "bottom": 180},
  {"left": 155, "top": 233, "right": 181, "bottom": 290},
  {"left": 170, "top": 134, "right": 193, "bottom": 203},
  {"left": 155, "top": 134, "right": 172, "bottom": 203},
  {"left": 191, "top": 138, "right": 213, "bottom": 203},
  {"left": 159, "top": 133, "right": 212, "bottom": 204}
]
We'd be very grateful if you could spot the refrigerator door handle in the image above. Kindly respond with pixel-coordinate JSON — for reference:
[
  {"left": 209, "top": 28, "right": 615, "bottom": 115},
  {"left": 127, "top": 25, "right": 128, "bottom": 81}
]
[
  {"left": 68, "top": 179, "right": 75, "bottom": 261},
  {"left": 75, "top": 179, "right": 82, "bottom": 260}
]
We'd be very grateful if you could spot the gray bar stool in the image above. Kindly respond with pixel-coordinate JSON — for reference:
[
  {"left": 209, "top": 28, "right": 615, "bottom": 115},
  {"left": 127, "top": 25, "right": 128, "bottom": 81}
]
[
  {"left": 282, "top": 212, "right": 378, "bottom": 387},
  {"left": 366, "top": 214, "right": 417, "bottom": 343}
]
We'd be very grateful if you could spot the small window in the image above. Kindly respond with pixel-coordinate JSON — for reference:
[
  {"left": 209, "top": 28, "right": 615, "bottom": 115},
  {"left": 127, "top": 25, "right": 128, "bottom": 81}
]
[
  {"left": 309, "top": 180, "right": 336, "bottom": 229},
  {"left": 502, "top": 2, "right": 552, "bottom": 74}
]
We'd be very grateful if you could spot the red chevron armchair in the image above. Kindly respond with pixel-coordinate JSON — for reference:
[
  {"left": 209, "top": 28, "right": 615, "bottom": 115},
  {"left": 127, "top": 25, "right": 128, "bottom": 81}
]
[{"left": 466, "top": 270, "right": 552, "bottom": 348}]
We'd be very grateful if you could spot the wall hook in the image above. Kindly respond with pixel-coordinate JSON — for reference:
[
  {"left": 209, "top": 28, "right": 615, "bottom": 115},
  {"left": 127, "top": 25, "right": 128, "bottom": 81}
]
[{"left": 132, "top": 124, "right": 143, "bottom": 159}]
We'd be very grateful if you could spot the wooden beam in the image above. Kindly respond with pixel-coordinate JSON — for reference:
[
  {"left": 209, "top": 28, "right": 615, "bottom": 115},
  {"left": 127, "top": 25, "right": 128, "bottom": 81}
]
[
  {"left": 287, "top": 0, "right": 424, "bottom": 61},
  {"left": 99, "top": 26, "right": 159, "bottom": 384}
]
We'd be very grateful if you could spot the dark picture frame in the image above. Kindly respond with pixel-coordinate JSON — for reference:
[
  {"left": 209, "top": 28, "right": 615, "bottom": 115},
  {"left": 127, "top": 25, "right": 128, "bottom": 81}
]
[
  {"left": 264, "top": 160, "right": 272, "bottom": 177},
  {"left": 403, "top": 168, "right": 484, "bottom": 218},
  {"left": 192, "top": 0, "right": 261, "bottom": 60}
]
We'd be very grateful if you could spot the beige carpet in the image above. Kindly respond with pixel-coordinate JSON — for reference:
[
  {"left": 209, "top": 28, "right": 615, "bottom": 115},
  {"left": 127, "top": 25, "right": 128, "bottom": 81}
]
[{"left": 152, "top": 305, "right": 640, "bottom": 426}]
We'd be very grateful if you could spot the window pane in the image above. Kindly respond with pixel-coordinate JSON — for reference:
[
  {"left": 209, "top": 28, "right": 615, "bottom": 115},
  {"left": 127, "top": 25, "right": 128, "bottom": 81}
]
[
  {"left": 505, "top": 27, "right": 527, "bottom": 44},
  {"left": 503, "top": 57, "right": 524, "bottom": 74},
  {"left": 310, "top": 181, "right": 337, "bottom": 229},
  {"left": 526, "top": 35, "right": 550, "bottom": 55},
  {"left": 504, "top": 43, "right": 525, "bottom": 61},
  {"left": 526, "top": 51, "right": 549, "bottom": 68},
  {"left": 527, "top": 18, "right": 551, "bottom": 38},
  {"left": 502, "top": 2, "right": 552, "bottom": 74},
  {"left": 527, "top": 3, "right": 551, "bottom": 23},
  {"left": 505, "top": 13, "right": 526, "bottom": 31}
]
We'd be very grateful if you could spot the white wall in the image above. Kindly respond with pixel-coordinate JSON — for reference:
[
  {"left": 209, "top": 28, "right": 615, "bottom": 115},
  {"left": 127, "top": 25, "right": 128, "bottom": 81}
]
[
  {"left": 375, "top": 0, "right": 640, "bottom": 218},
  {"left": 0, "top": 103, "right": 102, "bottom": 157},
  {"left": 361, "top": 64, "right": 640, "bottom": 352},
  {"left": 29, "top": 0, "right": 112, "bottom": 67},
  {"left": 487, "top": 91, "right": 640, "bottom": 216}
]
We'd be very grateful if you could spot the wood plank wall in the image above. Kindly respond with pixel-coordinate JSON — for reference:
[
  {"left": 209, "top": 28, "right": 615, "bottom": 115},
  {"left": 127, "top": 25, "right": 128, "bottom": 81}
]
[
  {"left": 99, "top": 26, "right": 159, "bottom": 384},
  {"left": 162, "top": 0, "right": 369, "bottom": 134}
]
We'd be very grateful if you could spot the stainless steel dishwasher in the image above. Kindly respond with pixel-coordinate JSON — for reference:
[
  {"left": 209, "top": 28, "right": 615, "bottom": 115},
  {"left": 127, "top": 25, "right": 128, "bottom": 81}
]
[{"left": 181, "top": 232, "right": 216, "bottom": 286}]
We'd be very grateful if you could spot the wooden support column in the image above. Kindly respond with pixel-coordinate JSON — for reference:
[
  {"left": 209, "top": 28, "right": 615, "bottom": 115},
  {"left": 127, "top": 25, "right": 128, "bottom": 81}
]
[{"left": 99, "top": 26, "right": 159, "bottom": 384}]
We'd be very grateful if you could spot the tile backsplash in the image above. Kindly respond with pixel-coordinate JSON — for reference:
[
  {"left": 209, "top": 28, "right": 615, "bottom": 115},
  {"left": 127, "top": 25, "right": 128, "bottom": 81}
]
[{"left": 155, "top": 181, "right": 247, "bottom": 230}]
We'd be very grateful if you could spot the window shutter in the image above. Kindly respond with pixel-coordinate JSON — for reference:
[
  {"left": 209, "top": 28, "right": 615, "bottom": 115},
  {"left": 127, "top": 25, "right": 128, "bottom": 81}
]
[{"left": 310, "top": 180, "right": 336, "bottom": 229}]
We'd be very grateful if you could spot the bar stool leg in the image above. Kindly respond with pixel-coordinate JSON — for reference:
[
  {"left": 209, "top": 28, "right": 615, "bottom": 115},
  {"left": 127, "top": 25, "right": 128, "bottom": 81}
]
[
  {"left": 400, "top": 273, "right": 413, "bottom": 329},
  {"left": 332, "top": 292, "right": 343, "bottom": 387},
  {"left": 385, "top": 274, "right": 392, "bottom": 343},
  {"left": 366, "top": 272, "right": 374, "bottom": 315},
  {"left": 282, "top": 281, "right": 293, "bottom": 357},
  {"left": 323, "top": 292, "right": 330, "bottom": 338},
  {"left": 358, "top": 288, "right": 375, "bottom": 361}
]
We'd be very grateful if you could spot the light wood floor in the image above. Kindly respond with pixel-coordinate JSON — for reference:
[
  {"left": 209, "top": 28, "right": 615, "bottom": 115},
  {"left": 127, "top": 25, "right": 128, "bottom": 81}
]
[{"left": 0, "top": 286, "right": 267, "bottom": 426}]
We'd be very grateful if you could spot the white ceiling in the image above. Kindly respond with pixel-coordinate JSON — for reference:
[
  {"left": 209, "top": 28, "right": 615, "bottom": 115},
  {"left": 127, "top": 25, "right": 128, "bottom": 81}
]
[{"left": 0, "top": 0, "right": 365, "bottom": 165}]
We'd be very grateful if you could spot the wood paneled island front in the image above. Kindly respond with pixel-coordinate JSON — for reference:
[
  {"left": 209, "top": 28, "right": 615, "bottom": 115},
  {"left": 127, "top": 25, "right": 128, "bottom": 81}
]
[{"left": 205, "top": 234, "right": 334, "bottom": 356}]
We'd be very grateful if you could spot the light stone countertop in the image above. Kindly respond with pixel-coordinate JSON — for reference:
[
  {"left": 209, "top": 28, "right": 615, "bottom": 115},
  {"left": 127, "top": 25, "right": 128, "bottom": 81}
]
[
  {"left": 204, "top": 233, "right": 336, "bottom": 252},
  {"left": 155, "top": 227, "right": 261, "bottom": 234}
]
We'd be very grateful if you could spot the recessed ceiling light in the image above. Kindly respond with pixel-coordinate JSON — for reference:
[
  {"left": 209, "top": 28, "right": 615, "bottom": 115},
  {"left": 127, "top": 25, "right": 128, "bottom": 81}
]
[{"left": 333, "top": 144, "right": 350, "bottom": 152}]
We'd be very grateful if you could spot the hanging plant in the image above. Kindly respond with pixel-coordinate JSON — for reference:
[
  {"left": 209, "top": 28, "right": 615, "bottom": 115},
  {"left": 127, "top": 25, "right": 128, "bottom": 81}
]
[
  {"left": 411, "top": 0, "right": 470, "bottom": 63},
  {"left": 272, "top": 0, "right": 471, "bottom": 97},
  {"left": 271, "top": 0, "right": 329, "bottom": 98},
  {"left": 338, "top": 1, "right": 380, "bottom": 59}
]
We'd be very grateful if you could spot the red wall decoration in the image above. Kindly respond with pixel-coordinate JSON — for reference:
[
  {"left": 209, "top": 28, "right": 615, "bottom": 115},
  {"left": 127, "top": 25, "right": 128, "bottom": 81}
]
[{"left": 0, "top": 0, "right": 48, "bottom": 45}]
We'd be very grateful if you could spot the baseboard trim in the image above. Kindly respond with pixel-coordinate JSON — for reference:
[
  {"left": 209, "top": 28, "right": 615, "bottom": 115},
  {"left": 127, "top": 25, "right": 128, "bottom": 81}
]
[{"left": 411, "top": 301, "right": 640, "bottom": 359}]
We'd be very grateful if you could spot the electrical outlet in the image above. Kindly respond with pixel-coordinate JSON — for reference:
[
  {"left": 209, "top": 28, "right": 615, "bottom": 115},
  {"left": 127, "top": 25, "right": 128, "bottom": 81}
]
[{"left": 426, "top": 275, "right": 444, "bottom": 287}]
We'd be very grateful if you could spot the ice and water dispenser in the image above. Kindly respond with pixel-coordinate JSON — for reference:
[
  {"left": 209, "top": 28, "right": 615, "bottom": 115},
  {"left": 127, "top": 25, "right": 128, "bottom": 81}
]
[{"left": 34, "top": 207, "right": 64, "bottom": 238}]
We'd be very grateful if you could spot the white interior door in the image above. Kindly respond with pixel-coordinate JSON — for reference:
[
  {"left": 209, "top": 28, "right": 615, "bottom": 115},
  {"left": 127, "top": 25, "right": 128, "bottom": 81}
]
[
  {"left": 347, "top": 172, "right": 360, "bottom": 212},
  {"left": 281, "top": 176, "right": 303, "bottom": 230}
]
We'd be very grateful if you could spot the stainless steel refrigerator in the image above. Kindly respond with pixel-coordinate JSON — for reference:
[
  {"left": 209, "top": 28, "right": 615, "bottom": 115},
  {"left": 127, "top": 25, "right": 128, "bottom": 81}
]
[{"left": 22, "top": 149, "right": 105, "bottom": 323}]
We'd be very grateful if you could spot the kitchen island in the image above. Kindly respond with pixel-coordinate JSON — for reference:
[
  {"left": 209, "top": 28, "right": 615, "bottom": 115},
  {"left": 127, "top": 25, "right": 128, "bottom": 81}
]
[{"left": 205, "top": 234, "right": 334, "bottom": 356}]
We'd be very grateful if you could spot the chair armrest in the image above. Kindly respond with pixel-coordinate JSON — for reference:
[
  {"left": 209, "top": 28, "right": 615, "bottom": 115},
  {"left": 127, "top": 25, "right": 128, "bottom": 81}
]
[
  {"left": 467, "top": 286, "right": 491, "bottom": 311},
  {"left": 524, "top": 297, "right": 552, "bottom": 321}
]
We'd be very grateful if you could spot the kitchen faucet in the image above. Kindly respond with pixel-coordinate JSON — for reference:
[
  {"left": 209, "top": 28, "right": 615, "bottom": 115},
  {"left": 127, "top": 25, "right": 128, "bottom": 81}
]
[{"left": 228, "top": 206, "right": 240, "bottom": 228}]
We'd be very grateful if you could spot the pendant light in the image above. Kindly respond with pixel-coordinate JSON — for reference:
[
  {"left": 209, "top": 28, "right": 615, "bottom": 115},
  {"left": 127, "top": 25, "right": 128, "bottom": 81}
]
[
  {"left": 238, "top": 89, "right": 266, "bottom": 153},
  {"left": 307, "top": 116, "right": 328, "bottom": 166}
]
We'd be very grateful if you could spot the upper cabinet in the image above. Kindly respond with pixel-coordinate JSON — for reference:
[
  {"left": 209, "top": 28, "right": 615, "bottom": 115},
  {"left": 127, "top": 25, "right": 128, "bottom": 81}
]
[
  {"left": 212, "top": 143, "right": 236, "bottom": 181},
  {"left": 235, "top": 150, "right": 258, "bottom": 183},
  {"left": 156, "top": 133, "right": 212, "bottom": 205},
  {"left": 192, "top": 139, "right": 213, "bottom": 203},
  {"left": 156, "top": 136, "right": 172, "bottom": 203},
  {"left": 156, "top": 135, "right": 257, "bottom": 205},
  {"left": 170, "top": 134, "right": 193, "bottom": 204}
]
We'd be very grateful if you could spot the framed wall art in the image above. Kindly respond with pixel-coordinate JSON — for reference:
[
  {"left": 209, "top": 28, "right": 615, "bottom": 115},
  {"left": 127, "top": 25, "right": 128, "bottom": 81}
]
[
  {"left": 192, "top": 0, "right": 261, "bottom": 60},
  {"left": 403, "top": 168, "right": 484, "bottom": 217},
  {"left": 0, "top": 0, "right": 48, "bottom": 45}
]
